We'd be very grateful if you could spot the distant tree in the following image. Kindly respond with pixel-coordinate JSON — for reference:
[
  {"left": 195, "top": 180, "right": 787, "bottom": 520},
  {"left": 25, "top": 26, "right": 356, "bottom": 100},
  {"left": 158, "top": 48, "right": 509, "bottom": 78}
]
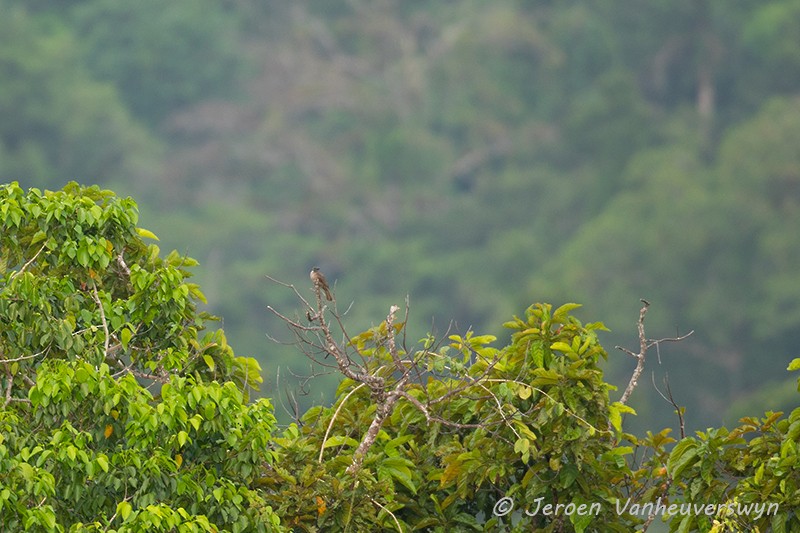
[
  {"left": 70, "top": 0, "right": 247, "bottom": 129},
  {"left": 0, "top": 6, "right": 157, "bottom": 189}
]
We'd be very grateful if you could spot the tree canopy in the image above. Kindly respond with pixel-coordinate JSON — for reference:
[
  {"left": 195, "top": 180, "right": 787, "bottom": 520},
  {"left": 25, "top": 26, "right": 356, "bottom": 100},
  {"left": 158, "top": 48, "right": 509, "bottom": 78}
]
[
  {"left": 2, "top": 183, "right": 799, "bottom": 531},
  {"left": 0, "top": 182, "right": 278, "bottom": 531}
]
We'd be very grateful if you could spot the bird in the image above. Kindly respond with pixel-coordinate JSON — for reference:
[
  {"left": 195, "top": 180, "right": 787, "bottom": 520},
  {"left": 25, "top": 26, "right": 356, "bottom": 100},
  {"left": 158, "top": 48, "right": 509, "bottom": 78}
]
[{"left": 310, "top": 267, "right": 333, "bottom": 301}]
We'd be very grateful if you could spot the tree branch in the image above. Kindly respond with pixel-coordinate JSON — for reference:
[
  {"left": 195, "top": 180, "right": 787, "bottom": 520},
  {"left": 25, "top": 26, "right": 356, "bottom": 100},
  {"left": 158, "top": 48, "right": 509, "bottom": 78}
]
[
  {"left": 10, "top": 242, "right": 46, "bottom": 280},
  {"left": 617, "top": 300, "right": 693, "bottom": 406},
  {"left": 618, "top": 300, "right": 650, "bottom": 405},
  {"left": 91, "top": 281, "right": 110, "bottom": 359}
]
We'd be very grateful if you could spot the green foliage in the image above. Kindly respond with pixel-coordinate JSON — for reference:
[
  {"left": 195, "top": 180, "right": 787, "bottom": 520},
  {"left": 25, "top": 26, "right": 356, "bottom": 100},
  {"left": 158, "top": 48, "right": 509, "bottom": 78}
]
[
  {"left": 265, "top": 303, "right": 642, "bottom": 531},
  {"left": 661, "top": 408, "right": 800, "bottom": 532},
  {"left": 0, "top": 183, "right": 281, "bottom": 531},
  {"left": 5, "top": 0, "right": 800, "bottom": 434},
  {"left": 0, "top": 6, "right": 157, "bottom": 189},
  {"left": 3, "top": 182, "right": 799, "bottom": 531},
  {"left": 70, "top": 0, "right": 247, "bottom": 128},
  {"left": 261, "top": 299, "right": 800, "bottom": 532}
]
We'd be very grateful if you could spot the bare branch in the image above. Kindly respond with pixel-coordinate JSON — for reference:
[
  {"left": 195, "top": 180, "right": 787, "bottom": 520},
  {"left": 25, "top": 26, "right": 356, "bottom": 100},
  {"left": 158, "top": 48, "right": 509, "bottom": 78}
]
[
  {"left": 11, "top": 243, "right": 46, "bottom": 280},
  {"left": 91, "top": 281, "right": 110, "bottom": 359},
  {"left": 370, "top": 496, "right": 403, "bottom": 532},
  {"left": 265, "top": 273, "right": 556, "bottom": 476},
  {"left": 116, "top": 252, "right": 131, "bottom": 277},
  {"left": 346, "top": 304, "right": 403, "bottom": 474},
  {"left": 618, "top": 300, "right": 650, "bottom": 406},
  {"left": 0, "top": 349, "right": 47, "bottom": 363},
  {"left": 617, "top": 299, "right": 693, "bottom": 407}
]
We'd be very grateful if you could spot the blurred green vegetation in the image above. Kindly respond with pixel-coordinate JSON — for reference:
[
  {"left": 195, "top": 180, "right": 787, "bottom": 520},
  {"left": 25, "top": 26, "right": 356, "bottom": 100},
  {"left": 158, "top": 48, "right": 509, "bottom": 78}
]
[{"left": 2, "top": 0, "right": 800, "bottom": 431}]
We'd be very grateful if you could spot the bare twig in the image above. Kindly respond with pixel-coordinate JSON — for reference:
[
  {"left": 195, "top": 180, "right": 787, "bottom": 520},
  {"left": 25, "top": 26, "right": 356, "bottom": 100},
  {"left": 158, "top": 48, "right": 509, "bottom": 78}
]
[
  {"left": 319, "top": 383, "right": 366, "bottom": 463},
  {"left": 618, "top": 301, "right": 650, "bottom": 405},
  {"left": 91, "top": 281, "right": 110, "bottom": 359},
  {"left": 370, "top": 496, "right": 403, "bottom": 532},
  {"left": 0, "top": 349, "right": 46, "bottom": 363},
  {"left": 11, "top": 243, "right": 46, "bottom": 280},
  {"left": 652, "top": 373, "right": 686, "bottom": 439}
]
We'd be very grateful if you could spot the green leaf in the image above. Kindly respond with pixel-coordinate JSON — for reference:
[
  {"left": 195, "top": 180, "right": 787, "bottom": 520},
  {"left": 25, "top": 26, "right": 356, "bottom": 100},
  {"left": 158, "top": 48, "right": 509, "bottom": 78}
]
[
  {"left": 517, "top": 385, "right": 532, "bottom": 400},
  {"left": 788, "top": 358, "right": 800, "bottom": 371},
  {"left": 668, "top": 439, "right": 700, "bottom": 479},
  {"left": 120, "top": 327, "right": 132, "bottom": 350},
  {"left": 514, "top": 437, "right": 530, "bottom": 454},
  {"left": 77, "top": 246, "right": 90, "bottom": 267},
  {"left": 323, "top": 435, "right": 360, "bottom": 449},
  {"left": 178, "top": 430, "right": 189, "bottom": 448},
  {"left": 550, "top": 341, "right": 574, "bottom": 354},
  {"left": 118, "top": 501, "right": 133, "bottom": 521},
  {"left": 203, "top": 354, "right": 216, "bottom": 372},
  {"left": 31, "top": 230, "right": 47, "bottom": 244},
  {"left": 136, "top": 227, "right": 160, "bottom": 241},
  {"left": 553, "top": 302, "right": 582, "bottom": 321},
  {"left": 608, "top": 402, "right": 636, "bottom": 432}
]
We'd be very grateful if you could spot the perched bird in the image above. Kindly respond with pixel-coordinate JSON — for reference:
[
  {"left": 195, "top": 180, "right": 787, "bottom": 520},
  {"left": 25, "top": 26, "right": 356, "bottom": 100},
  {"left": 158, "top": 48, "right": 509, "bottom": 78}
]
[{"left": 310, "top": 267, "right": 333, "bottom": 301}]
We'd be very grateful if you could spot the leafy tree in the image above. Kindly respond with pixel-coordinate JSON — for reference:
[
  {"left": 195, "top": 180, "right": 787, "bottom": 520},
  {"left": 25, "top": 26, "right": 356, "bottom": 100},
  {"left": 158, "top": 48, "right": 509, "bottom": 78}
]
[
  {"left": 0, "top": 182, "right": 281, "bottom": 531},
  {"left": 3, "top": 182, "right": 798, "bottom": 532},
  {"left": 259, "top": 273, "right": 798, "bottom": 532},
  {"left": 261, "top": 275, "right": 648, "bottom": 531}
]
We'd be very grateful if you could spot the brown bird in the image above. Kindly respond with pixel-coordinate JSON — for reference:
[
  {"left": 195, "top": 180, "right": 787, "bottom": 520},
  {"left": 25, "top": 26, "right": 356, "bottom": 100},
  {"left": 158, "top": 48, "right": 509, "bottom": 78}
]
[{"left": 310, "top": 267, "right": 333, "bottom": 301}]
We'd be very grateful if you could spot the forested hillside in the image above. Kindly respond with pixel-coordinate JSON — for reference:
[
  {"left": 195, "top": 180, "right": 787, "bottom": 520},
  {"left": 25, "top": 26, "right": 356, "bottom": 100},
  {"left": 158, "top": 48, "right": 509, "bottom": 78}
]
[{"left": 3, "top": 0, "right": 800, "bottom": 430}]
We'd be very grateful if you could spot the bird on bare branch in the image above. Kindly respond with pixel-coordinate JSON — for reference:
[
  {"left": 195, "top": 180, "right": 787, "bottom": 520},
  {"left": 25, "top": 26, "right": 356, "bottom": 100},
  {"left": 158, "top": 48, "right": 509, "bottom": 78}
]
[{"left": 310, "top": 267, "right": 333, "bottom": 301}]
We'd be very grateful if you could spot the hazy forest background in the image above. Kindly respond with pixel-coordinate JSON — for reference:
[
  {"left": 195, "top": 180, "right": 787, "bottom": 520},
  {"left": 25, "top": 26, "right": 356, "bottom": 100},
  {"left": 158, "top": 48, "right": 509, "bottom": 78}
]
[{"left": 3, "top": 0, "right": 800, "bottom": 434}]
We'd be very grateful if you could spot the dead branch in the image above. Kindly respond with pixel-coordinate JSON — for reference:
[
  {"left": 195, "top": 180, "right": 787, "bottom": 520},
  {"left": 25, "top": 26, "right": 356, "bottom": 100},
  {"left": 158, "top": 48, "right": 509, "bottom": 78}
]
[
  {"left": 346, "top": 305, "right": 403, "bottom": 474},
  {"left": 265, "top": 275, "right": 520, "bottom": 475},
  {"left": 617, "top": 300, "right": 693, "bottom": 406}
]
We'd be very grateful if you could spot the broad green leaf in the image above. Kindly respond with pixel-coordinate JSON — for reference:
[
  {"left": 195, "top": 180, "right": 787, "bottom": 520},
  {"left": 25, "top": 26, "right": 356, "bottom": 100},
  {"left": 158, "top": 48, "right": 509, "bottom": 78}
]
[
  {"left": 553, "top": 302, "right": 582, "bottom": 321},
  {"left": 118, "top": 501, "right": 133, "bottom": 521},
  {"left": 120, "top": 327, "right": 132, "bottom": 350},
  {"left": 136, "top": 227, "right": 160, "bottom": 240},
  {"left": 514, "top": 438, "right": 530, "bottom": 454},
  {"left": 668, "top": 439, "right": 700, "bottom": 479},
  {"left": 550, "top": 341, "right": 574, "bottom": 354},
  {"left": 31, "top": 230, "right": 47, "bottom": 244},
  {"left": 323, "top": 435, "right": 360, "bottom": 449}
]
